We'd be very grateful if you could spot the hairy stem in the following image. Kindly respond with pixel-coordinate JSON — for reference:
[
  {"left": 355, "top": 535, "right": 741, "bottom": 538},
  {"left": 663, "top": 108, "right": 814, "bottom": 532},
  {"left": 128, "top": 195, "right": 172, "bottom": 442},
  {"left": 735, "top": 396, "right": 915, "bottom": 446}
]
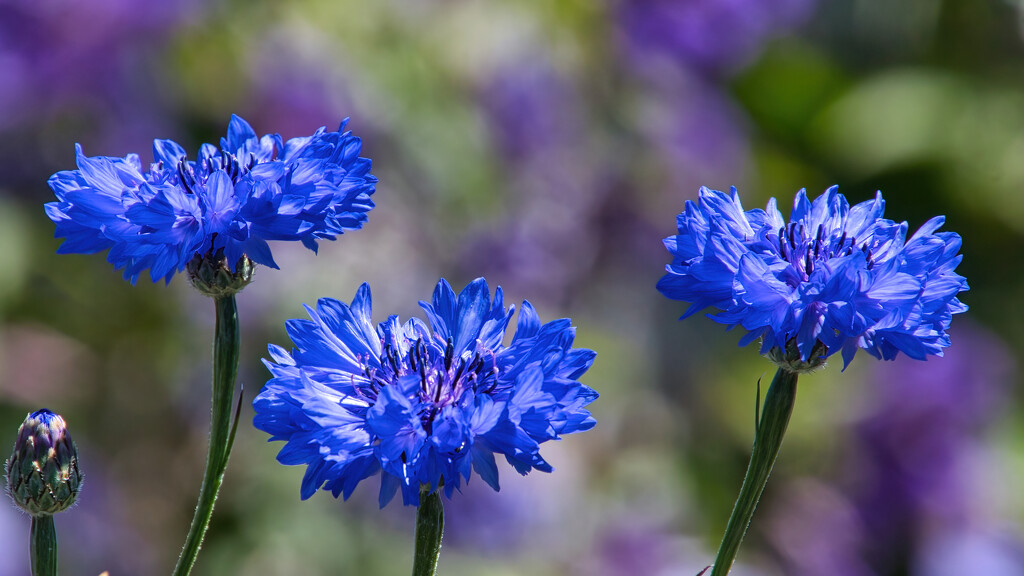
[
  {"left": 172, "top": 295, "right": 240, "bottom": 576},
  {"left": 411, "top": 489, "right": 445, "bottom": 576},
  {"left": 31, "top": 515, "right": 57, "bottom": 576},
  {"left": 709, "top": 367, "right": 798, "bottom": 576}
]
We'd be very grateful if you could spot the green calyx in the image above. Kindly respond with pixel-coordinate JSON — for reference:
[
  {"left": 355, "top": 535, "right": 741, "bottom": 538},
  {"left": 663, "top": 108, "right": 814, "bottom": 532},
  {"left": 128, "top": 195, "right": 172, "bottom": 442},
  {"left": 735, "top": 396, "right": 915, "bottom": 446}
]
[
  {"left": 5, "top": 411, "right": 82, "bottom": 517},
  {"left": 187, "top": 250, "right": 255, "bottom": 299},
  {"left": 765, "top": 339, "right": 828, "bottom": 374}
]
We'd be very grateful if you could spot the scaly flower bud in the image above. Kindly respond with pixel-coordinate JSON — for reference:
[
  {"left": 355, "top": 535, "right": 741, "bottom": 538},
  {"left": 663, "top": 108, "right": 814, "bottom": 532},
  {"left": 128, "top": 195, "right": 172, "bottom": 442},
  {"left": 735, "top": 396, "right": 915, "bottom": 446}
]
[
  {"left": 187, "top": 249, "right": 255, "bottom": 298},
  {"left": 5, "top": 409, "right": 82, "bottom": 516}
]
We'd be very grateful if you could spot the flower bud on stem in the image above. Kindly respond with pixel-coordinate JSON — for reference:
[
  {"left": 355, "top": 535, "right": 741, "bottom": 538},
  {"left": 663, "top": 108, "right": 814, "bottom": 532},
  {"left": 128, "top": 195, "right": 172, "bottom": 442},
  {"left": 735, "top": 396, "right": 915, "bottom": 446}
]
[
  {"left": 6, "top": 409, "right": 81, "bottom": 576},
  {"left": 709, "top": 367, "right": 798, "bottom": 576}
]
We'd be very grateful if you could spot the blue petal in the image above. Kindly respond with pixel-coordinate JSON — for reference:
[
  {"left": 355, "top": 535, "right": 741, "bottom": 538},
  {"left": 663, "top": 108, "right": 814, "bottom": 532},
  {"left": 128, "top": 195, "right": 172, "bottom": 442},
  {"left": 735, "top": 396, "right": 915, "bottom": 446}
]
[
  {"left": 420, "top": 279, "right": 458, "bottom": 344},
  {"left": 471, "top": 445, "right": 501, "bottom": 491},
  {"left": 152, "top": 139, "right": 187, "bottom": 167},
  {"left": 452, "top": 278, "right": 492, "bottom": 354},
  {"left": 222, "top": 114, "right": 259, "bottom": 153}
]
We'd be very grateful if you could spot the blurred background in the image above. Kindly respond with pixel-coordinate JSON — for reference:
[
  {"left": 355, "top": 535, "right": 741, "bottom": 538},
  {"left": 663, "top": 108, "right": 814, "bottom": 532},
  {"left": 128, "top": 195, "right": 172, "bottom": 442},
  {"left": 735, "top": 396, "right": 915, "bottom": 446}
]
[{"left": 1, "top": 0, "right": 1023, "bottom": 574}]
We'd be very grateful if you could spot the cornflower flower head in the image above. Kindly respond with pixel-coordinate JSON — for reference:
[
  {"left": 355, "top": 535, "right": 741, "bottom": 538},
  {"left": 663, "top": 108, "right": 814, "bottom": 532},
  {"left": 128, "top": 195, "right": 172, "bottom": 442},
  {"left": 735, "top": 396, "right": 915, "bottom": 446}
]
[
  {"left": 658, "top": 186, "right": 968, "bottom": 370},
  {"left": 45, "top": 115, "right": 377, "bottom": 287},
  {"left": 254, "top": 278, "right": 598, "bottom": 507}
]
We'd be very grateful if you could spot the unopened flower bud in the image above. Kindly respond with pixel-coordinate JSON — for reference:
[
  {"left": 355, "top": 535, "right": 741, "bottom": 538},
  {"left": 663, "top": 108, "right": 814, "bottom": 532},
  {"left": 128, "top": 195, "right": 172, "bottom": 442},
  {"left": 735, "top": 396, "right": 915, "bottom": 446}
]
[
  {"left": 187, "top": 249, "right": 255, "bottom": 298},
  {"left": 5, "top": 409, "right": 82, "bottom": 516}
]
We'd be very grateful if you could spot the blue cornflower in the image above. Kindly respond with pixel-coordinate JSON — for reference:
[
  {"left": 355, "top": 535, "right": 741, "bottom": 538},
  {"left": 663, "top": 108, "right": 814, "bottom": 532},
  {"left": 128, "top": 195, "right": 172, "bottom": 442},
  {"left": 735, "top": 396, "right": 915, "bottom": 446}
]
[
  {"left": 253, "top": 278, "right": 598, "bottom": 507},
  {"left": 45, "top": 115, "right": 377, "bottom": 284},
  {"left": 657, "top": 186, "right": 968, "bottom": 369}
]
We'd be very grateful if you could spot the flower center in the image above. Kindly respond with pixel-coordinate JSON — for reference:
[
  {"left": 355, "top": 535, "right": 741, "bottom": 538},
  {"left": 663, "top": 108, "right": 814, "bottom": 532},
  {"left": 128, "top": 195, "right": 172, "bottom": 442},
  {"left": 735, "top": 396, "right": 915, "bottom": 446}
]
[
  {"left": 367, "top": 337, "right": 499, "bottom": 432},
  {"left": 175, "top": 150, "right": 258, "bottom": 193},
  {"left": 772, "top": 222, "right": 874, "bottom": 284}
]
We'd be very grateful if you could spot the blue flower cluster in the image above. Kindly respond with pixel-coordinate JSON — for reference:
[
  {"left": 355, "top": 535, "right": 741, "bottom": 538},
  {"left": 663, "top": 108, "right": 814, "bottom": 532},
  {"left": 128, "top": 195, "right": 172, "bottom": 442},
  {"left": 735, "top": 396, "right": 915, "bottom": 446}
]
[
  {"left": 45, "top": 115, "right": 376, "bottom": 284},
  {"left": 254, "top": 278, "right": 598, "bottom": 507},
  {"left": 658, "top": 186, "right": 968, "bottom": 368}
]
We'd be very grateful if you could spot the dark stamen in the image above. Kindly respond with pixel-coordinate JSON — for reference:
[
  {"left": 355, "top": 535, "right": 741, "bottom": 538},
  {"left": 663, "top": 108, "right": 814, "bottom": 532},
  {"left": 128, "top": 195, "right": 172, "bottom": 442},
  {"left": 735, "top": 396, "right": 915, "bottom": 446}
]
[
  {"left": 451, "top": 357, "right": 467, "bottom": 387},
  {"left": 177, "top": 161, "right": 196, "bottom": 194},
  {"left": 385, "top": 343, "right": 400, "bottom": 373},
  {"left": 418, "top": 355, "right": 428, "bottom": 393},
  {"left": 424, "top": 407, "right": 437, "bottom": 434}
]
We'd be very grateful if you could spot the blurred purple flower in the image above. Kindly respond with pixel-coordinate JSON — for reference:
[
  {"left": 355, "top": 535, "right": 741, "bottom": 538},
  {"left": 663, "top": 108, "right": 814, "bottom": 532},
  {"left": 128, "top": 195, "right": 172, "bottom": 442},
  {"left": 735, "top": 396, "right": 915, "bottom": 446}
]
[
  {"left": 0, "top": 0, "right": 196, "bottom": 189},
  {"left": 0, "top": 0, "right": 193, "bottom": 120},
  {"left": 826, "top": 321, "right": 1016, "bottom": 573},
  {"left": 615, "top": 0, "right": 817, "bottom": 76},
  {"left": 575, "top": 519, "right": 773, "bottom": 576},
  {"left": 0, "top": 504, "right": 27, "bottom": 576},
  {"left": 766, "top": 479, "right": 874, "bottom": 576},
  {"left": 636, "top": 76, "right": 750, "bottom": 192},
  {"left": 478, "top": 61, "right": 584, "bottom": 163},
  {"left": 467, "top": 60, "right": 610, "bottom": 302},
  {"left": 763, "top": 321, "right": 1020, "bottom": 574},
  {"left": 244, "top": 37, "right": 363, "bottom": 142},
  {"left": 854, "top": 322, "right": 1010, "bottom": 536},
  {"left": 58, "top": 450, "right": 158, "bottom": 574},
  {"left": 442, "top": 463, "right": 563, "bottom": 554},
  {"left": 587, "top": 521, "right": 679, "bottom": 576},
  {"left": 915, "top": 527, "right": 1024, "bottom": 576},
  {"left": 471, "top": 61, "right": 752, "bottom": 308}
]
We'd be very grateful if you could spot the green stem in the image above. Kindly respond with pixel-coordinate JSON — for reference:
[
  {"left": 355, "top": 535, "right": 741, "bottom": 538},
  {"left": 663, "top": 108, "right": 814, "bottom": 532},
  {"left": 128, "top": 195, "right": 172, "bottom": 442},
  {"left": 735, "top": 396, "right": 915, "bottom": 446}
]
[
  {"left": 172, "top": 295, "right": 241, "bottom": 576},
  {"left": 411, "top": 488, "right": 445, "bottom": 576},
  {"left": 709, "top": 367, "right": 799, "bottom": 576},
  {"left": 30, "top": 515, "right": 57, "bottom": 576}
]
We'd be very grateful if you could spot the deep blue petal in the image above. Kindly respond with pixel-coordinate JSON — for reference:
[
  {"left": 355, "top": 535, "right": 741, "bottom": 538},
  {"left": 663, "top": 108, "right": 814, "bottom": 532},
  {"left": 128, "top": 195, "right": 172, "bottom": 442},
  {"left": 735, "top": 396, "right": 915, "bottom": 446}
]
[
  {"left": 222, "top": 114, "right": 259, "bottom": 153},
  {"left": 451, "top": 278, "right": 493, "bottom": 353},
  {"left": 152, "top": 139, "right": 186, "bottom": 168}
]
